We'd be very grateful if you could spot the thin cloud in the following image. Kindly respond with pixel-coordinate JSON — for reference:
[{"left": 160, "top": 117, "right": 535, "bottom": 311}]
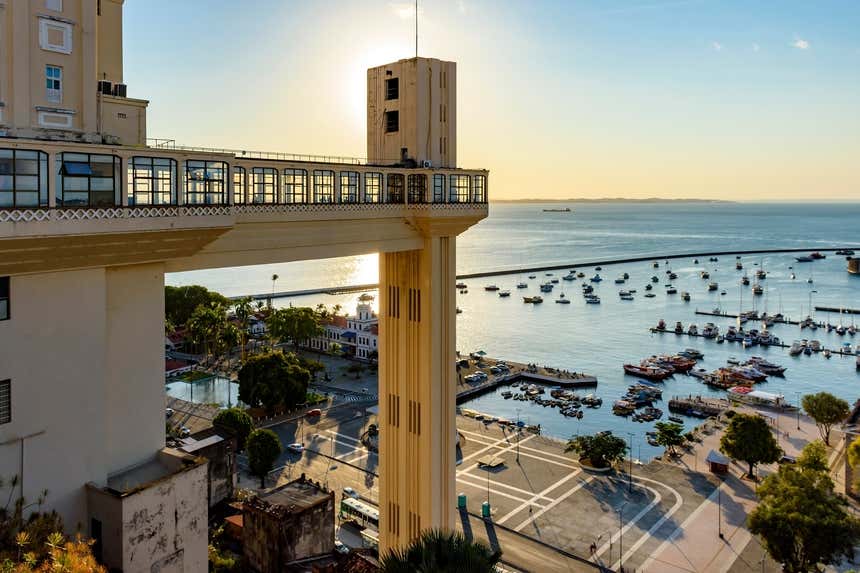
[
  {"left": 389, "top": 2, "right": 420, "bottom": 20},
  {"left": 712, "top": 41, "right": 723, "bottom": 52},
  {"left": 752, "top": 43, "right": 760, "bottom": 52},
  {"left": 594, "top": 0, "right": 704, "bottom": 16},
  {"left": 792, "top": 38, "right": 810, "bottom": 50},
  {"left": 458, "top": 0, "right": 468, "bottom": 14}
]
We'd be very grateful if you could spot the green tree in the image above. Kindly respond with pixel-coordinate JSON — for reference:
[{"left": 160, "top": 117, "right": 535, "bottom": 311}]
[
  {"left": 802, "top": 392, "right": 850, "bottom": 446},
  {"left": 265, "top": 307, "right": 324, "bottom": 351},
  {"left": 164, "top": 285, "right": 229, "bottom": 327},
  {"left": 213, "top": 408, "right": 254, "bottom": 452},
  {"left": 234, "top": 296, "right": 255, "bottom": 362},
  {"left": 796, "top": 440, "right": 829, "bottom": 473},
  {"left": 237, "top": 352, "right": 311, "bottom": 411},
  {"left": 748, "top": 442, "right": 860, "bottom": 573},
  {"left": 187, "top": 303, "right": 229, "bottom": 363},
  {"left": 246, "top": 429, "right": 282, "bottom": 488},
  {"left": 654, "top": 422, "right": 685, "bottom": 456},
  {"left": 720, "top": 413, "right": 782, "bottom": 478},
  {"left": 380, "top": 529, "right": 501, "bottom": 573},
  {"left": 565, "top": 433, "right": 627, "bottom": 468}
]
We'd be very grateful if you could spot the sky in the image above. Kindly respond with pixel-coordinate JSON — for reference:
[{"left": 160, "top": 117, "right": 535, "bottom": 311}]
[{"left": 124, "top": 1, "right": 860, "bottom": 201}]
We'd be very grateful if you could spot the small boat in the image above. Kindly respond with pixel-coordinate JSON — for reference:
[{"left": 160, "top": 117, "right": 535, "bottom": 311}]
[
  {"left": 752, "top": 284, "right": 763, "bottom": 295},
  {"left": 823, "top": 349, "right": 832, "bottom": 359},
  {"left": 590, "top": 274, "right": 603, "bottom": 282},
  {"left": 540, "top": 283, "right": 554, "bottom": 293},
  {"left": 645, "top": 284, "right": 653, "bottom": 291},
  {"left": 790, "top": 273, "right": 796, "bottom": 280},
  {"left": 674, "top": 321, "right": 684, "bottom": 334},
  {"left": 615, "top": 277, "right": 626, "bottom": 284},
  {"left": 585, "top": 295, "right": 601, "bottom": 304},
  {"left": 681, "top": 291, "right": 691, "bottom": 301},
  {"left": 651, "top": 275, "right": 660, "bottom": 283},
  {"left": 708, "top": 282, "right": 719, "bottom": 291},
  {"left": 741, "top": 276, "right": 750, "bottom": 286},
  {"left": 644, "top": 293, "right": 656, "bottom": 298},
  {"left": 528, "top": 274, "right": 537, "bottom": 279},
  {"left": 456, "top": 307, "right": 463, "bottom": 314},
  {"left": 563, "top": 274, "right": 576, "bottom": 281},
  {"left": 555, "top": 294, "right": 571, "bottom": 304},
  {"left": 576, "top": 272, "right": 585, "bottom": 278},
  {"left": 653, "top": 261, "right": 660, "bottom": 268},
  {"left": 551, "top": 278, "right": 559, "bottom": 284},
  {"left": 716, "top": 335, "right": 725, "bottom": 343},
  {"left": 680, "top": 348, "right": 704, "bottom": 359},
  {"left": 485, "top": 285, "right": 500, "bottom": 291},
  {"left": 499, "top": 290, "right": 511, "bottom": 297},
  {"left": 665, "top": 286, "right": 678, "bottom": 295},
  {"left": 595, "top": 266, "right": 603, "bottom": 271},
  {"left": 668, "top": 415, "right": 684, "bottom": 424},
  {"left": 517, "top": 282, "right": 528, "bottom": 289},
  {"left": 736, "top": 261, "right": 743, "bottom": 270},
  {"left": 623, "top": 272, "right": 630, "bottom": 279},
  {"left": 523, "top": 296, "right": 543, "bottom": 304},
  {"left": 456, "top": 282, "right": 468, "bottom": 289},
  {"left": 582, "top": 284, "right": 594, "bottom": 294},
  {"left": 620, "top": 293, "right": 634, "bottom": 301},
  {"left": 668, "top": 272, "right": 678, "bottom": 280},
  {"left": 810, "top": 252, "right": 826, "bottom": 259},
  {"left": 656, "top": 319, "right": 666, "bottom": 330},
  {"left": 795, "top": 256, "right": 814, "bottom": 262},
  {"left": 501, "top": 391, "right": 513, "bottom": 398},
  {"left": 700, "top": 271, "right": 710, "bottom": 279}
]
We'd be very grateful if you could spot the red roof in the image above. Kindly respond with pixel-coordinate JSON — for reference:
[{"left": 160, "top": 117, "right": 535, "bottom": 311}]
[
  {"left": 330, "top": 316, "right": 348, "bottom": 328},
  {"left": 370, "top": 325, "right": 379, "bottom": 335}
]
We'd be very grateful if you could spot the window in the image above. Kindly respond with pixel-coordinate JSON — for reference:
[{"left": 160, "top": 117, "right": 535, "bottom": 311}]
[
  {"left": 233, "top": 167, "right": 246, "bottom": 204},
  {"left": 407, "top": 174, "right": 426, "bottom": 203},
  {"left": 385, "top": 110, "right": 399, "bottom": 133},
  {"left": 58, "top": 153, "right": 120, "bottom": 207},
  {"left": 0, "top": 277, "right": 8, "bottom": 321},
  {"left": 364, "top": 173, "right": 382, "bottom": 203},
  {"left": 386, "top": 173, "right": 404, "bottom": 203},
  {"left": 0, "top": 380, "right": 9, "bottom": 425},
  {"left": 448, "top": 174, "right": 471, "bottom": 203},
  {"left": 128, "top": 157, "right": 176, "bottom": 206},
  {"left": 433, "top": 174, "right": 445, "bottom": 203},
  {"left": 313, "top": 170, "right": 334, "bottom": 203},
  {"left": 0, "top": 149, "right": 49, "bottom": 208},
  {"left": 250, "top": 167, "right": 278, "bottom": 204},
  {"left": 45, "top": 0, "right": 63, "bottom": 11},
  {"left": 185, "top": 160, "right": 227, "bottom": 205},
  {"left": 45, "top": 65, "right": 62, "bottom": 103},
  {"left": 283, "top": 169, "right": 307, "bottom": 204},
  {"left": 39, "top": 18, "right": 72, "bottom": 54},
  {"left": 473, "top": 174, "right": 487, "bottom": 203},
  {"left": 340, "top": 171, "right": 359, "bottom": 203},
  {"left": 385, "top": 78, "right": 399, "bottom": 100}
]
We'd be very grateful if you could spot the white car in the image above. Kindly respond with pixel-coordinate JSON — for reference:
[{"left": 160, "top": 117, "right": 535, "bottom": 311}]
[
  {"left": 287, "top": 442, "right": 304, "bottom": 454},
  {"left": 343, "top": 487, "right": 360, "bottom": 499},
  {"left": 165, "top": 408, "right": 174, "bottom": 418},
  {"left": 179, "top": 426, "right": 190, "bottom": 438},
  {"left": 334, "top": 540, "right": 350, "bottom": 555}
]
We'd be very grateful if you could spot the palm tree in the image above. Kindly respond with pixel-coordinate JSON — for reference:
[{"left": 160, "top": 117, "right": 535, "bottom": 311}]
[
  {"left": 270, "top": 273, "right": 279, "bottom": 308},
  {"left": 380, "top": 529, "right": 501, "bottom": 573},
  {"left": 234, "top": 296, "right": 254, "bottom": 362}
]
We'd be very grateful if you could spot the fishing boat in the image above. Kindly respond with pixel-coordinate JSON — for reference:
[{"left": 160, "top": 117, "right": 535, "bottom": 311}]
[
  {"left": 674, "top": 321, "right": 684, "bottom": 334},
  {"left": 456, "top": 282, "right": 468, "bottom": 289},
  {"left": 585, "top": 295, "right": 601, "bottom": 304},
  {"left": 752, "top": 283, "right": 764, "bottom": 295},
  {"left": 485, "top": 285, "right": 500, "bottom": 291},
  {"left": 498, "top": 290, "right": 511, "bottom": 297},
  {"left": 700, "top": 271, "right": 710, "bottom": 279},
  {"left": 736, "top": 261, "right": 743, "bottom": 270},
  {"left": 708, "top": 282, "right": 719, "bottom": 291},
  {"left": 795, "top": 255, "right": 814, "bottom": 262},
  {"left": 555, "top": 294, "right": 571, "bottom": 304},
  {"left": 666, "top": 286, "right": 678, "bottom": 294},
  {"left": 563, "top": 273, "right": 576, "bottom": 281},
  {"left": 645, "top": 284, "right": 653, "bottom": 291},
  {"left": 590, "top": 274, "right": 603, "bottom": 282},
  {"left": 679, "top": 348, "right": 704, "bottom": 359},
  {"left": 523, "top": 296, "right": 543, "bottom": 304},
  {"left": 516, "top": 281, "right": 528, "bottom": 289},
  {"left": 623, "top": 364, "right": 672, "bottom": 381},
  {"left": 615, "top": 276, "right": 626, "bottom": 284},
  {"left": 681, "top": 291, "right": 691, "bottom": 301},
  {"left": 645, "top": 292, "right": 656, "bottom": 298},
  {"left": 668, "top": 415, "right": 684, "bottom": 424},
  {"left": 528, "top": 274, "right": 537, "bottom": 279},
  {"left": 810, "top": 252, "right": 826, "bottom": 259},
  {"left": 540, "top": 283, "right": 554, "bottom": 293},
  {"left": 651, "top": 275, "right": 660, "bottom": 283}
]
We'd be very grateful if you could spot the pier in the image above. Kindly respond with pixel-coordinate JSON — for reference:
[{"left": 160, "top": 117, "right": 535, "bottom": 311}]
[
  {"left": 815, "top": 306, "right": 860, "bottom": 315},
  {"left": 228, "top": 283, "right": 379, "bottom": 302},
  {"left": 693, "top": 309, "right": 802, "bottom": 326},
  {"left": 668, "top": 396, "right": 728, "bottom": 418},
  {"left": 649, "top": 327, "right": 858, "bottom": 357}
]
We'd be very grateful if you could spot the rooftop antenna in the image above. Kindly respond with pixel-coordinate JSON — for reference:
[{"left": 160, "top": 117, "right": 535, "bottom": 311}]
[{"left": 415, "top": 0, "right": 419, "bottom": 58}]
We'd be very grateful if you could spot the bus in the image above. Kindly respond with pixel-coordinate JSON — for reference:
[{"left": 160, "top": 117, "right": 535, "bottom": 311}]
[
  {"left": 339, "top": 497, "right": 379, "bottom": 530},
  {"left": 360, "top": 528, "right": 379, "bottom": 551}
]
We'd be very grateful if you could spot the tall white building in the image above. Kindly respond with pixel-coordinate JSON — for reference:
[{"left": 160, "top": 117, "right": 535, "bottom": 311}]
[{"left": 308, "top": 295, "right": 379, "bottom": 360}]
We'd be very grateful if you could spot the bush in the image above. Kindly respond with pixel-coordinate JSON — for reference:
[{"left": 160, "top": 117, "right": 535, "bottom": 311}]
[{"left": 246, "top": 429, "right": 282, "bottom": 488}]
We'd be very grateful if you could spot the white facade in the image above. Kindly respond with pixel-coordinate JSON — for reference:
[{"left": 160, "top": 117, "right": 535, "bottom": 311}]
[{"left": 308, "top": 297, "right": 379, "bottom": 360}]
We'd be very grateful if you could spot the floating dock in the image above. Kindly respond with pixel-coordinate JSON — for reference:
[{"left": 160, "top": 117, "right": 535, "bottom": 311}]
[
  {"left": 815, "top": 306, "right": 860, "bottom": 315},
  {"left": 649, "top": 328, "right": 857, "bottom": 356},
  {"left": 668, "top": 396, "right": 728, "bottom": 418}
]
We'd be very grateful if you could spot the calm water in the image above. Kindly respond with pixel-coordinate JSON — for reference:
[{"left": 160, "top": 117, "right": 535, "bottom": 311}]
[{"left": 167, "top": 202, "right": 860, "bottom": 458}]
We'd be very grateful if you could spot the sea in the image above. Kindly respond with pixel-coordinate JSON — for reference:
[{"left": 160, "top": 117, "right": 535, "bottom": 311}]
[{"left": 167, "top": 202, "right": 860, "bottom": 460}]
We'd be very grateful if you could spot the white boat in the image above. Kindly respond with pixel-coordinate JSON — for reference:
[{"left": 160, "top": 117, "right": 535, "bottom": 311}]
[
  {"left": 789, "top": 341, "right": 803, "bottom": 356},
  {"left": 708, "top": 282, "right": 719, "bottom": 291},
  {"left": 590, "top": 274, "right": 603, "bottom": 282},
  {"left": 498, "top": 290, "right": 511, "bottom": 297},
  {"left": 516, "top": 282, "right": 528, "bottom": 289},
  {"left": 681, "top": 291, "right": 691, "bottom": 301},
  {"left": 585, "top": 296, "right": 601, "bottom": 304}
]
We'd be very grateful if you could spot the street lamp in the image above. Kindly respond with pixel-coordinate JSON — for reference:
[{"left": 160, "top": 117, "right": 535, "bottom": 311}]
[
  {"left": 516, "top": 408, "right": 521, "bottom": 463},
  {"left": 617, "top": 501, "right": 628, "bottom": 569},
  {"left": 626, "top": 432, "right": 635, "bottom": 493},
  {"left": 717, "top": 478, "right": 724, "bottom": 539}
]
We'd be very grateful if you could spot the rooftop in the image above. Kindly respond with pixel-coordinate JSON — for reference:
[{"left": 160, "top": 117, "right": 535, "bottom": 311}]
[
  {"left": 246, "top": 475, "right": 332, "bottom": 516},
  {"left": 105, "top": 448, "right": 203, "bottom": 495}
]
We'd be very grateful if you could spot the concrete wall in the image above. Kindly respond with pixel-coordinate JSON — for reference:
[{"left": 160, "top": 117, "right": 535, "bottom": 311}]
[
  {"left": 0, "top": 268, "right": 109, "bottom": 531},
  {"left": 0, "top": 263, "right": 169, "bottom": 533},
  {"left": 118, "top": 459, "right": 208, "bottom": 573},
  {"left": 105, "top": 263, "right": 165, "bottom": 473}
]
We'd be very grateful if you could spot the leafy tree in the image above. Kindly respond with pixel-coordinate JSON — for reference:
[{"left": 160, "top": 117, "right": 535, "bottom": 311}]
[
  {"left": 749, "top": 442, "right": 860, "bottom": 573},
  {"left": 796, "top": 440, "right": 829, "bottom": 473},
  {"left": 654, "top": 422, "right": 685, "bottom": 456},
  {"left": 213, "top": 408, "right": 254, "bottom": 452},
  {"left": 328, "top": 342, "right": 343, "bottom": 357},
  {"left": 187, "top": 303, "right": 229, "bottom": 361},
  {"left": 720, "top": 413, "right": 782, "bottom": 478},
  {"left": 565, "top": 433, "right": 627, "bottom": 468},
  {"left": 246, "top": 429, "right": 282, "bottom": 488},
  {"left": 802, "top": 392, "right": 849, "bottom": 446},
  {"left": 233, "top": 296, "right": 255, "bottom": 362},
  {"left": 164, "top": 285, "right": 228, "bottom": 327},
  {"left": 380, "top": 529, "right": 501, "bottom": 573},
  {"left": 265, "top": 307, "right": 324, "bottom": 351},
  {"left": 237, "top": 352, "right": 311, "bottom": 411}
]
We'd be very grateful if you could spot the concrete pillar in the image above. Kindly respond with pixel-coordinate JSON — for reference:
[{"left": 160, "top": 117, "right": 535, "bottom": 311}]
[{"left": 378, "top": 235, "right": 458, "bottom": 552}]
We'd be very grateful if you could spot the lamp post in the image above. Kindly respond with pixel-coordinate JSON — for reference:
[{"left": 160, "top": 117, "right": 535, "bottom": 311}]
[
  {"left": 627, "top": 432, "right": 635, "bottom": 493},
  {"left": 516, "top": 408, "right": 521, "bottom": 463},
  {"left": 717, "top": 478, "right": 724, "bottom": 539},
  {"left": 617, "top": 501, "right": 628, "bottom": 569}
]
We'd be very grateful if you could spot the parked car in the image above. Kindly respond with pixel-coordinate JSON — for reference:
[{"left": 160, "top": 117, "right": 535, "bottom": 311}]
[
  {"left": 306, "top": 409, "right": 322, "bottom": 417},
  {"left": 334, "top": 540, "right": 350, "bottom": 555},
  {"left": 179, "top": 426, "right": 191, "bottom": 438},
  {"left": 165, "top": 408, "right": 174, "bottom": 418},
  {"left": 343, "top": 487, "right": 360, "bottom": 499},
  {"left": 287, "top": 442, "right": 304, "bottom": 454}
]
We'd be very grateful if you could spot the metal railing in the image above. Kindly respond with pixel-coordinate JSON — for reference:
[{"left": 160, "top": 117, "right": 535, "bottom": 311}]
[{"left": 146, "top": 138, "right": 403, "bottom": 166}]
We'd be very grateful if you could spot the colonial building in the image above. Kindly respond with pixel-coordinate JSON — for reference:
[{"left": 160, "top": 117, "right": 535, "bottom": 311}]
[
  {"left": 308, "top": 295, "right": 379, "bottom": 360},
  {"left": 0, "top": 0, "right": 487, "bottom": 563}
]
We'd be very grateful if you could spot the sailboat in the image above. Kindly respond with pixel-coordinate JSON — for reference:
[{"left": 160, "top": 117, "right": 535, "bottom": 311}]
[{"left": 807, "top": 266, "right": 814, "bottom": 284}]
